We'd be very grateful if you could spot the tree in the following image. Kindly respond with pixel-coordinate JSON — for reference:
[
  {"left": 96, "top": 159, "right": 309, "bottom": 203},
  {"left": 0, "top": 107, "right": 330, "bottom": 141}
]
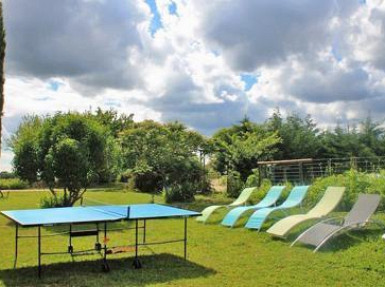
[
  {"left": 212, "top": 117, "right": 280, "bottom": 182},
  {"left": 119, "top": 120, "right": 208, "bottom": 202},
  {"left": 0, "top": 1, "right": 6, "bottom": 155},
  {"left": 358, "top": 115, "right": 384, "bottom": 156},
  {"left": 265, "top": 110, "right": 320, "bottom": 160},
  {"left": 89, "top": 107, "right": 134, "bottom": 138},
  {"left": 11, "top": 113, "right": 113, "bottom": 206},
  {"left": 11, "top": 115, "right": 42, "bottom": 183}
]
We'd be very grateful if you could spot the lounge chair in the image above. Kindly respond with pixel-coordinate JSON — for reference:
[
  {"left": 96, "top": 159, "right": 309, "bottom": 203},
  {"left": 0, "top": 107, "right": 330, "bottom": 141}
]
[
  {"left": 244, "top": 185, "right": 310, "bottom": 230},
  {"left": 196, "top": 187, "right": 257, "bottom": 223},
  {"left": 291, "top": 193, "right": 381, "bottom": 252},
  {"left": 266, "top": 187, "right": 345, "bottom": 238},
  {"left": 221, "top": 186, "right": 285, "bottom": 227}
]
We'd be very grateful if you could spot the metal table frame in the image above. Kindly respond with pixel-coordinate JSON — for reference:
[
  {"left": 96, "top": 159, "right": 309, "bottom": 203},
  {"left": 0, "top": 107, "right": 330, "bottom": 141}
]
[{"left": 12, "top": 216, "right": 190, "bottom": 277}]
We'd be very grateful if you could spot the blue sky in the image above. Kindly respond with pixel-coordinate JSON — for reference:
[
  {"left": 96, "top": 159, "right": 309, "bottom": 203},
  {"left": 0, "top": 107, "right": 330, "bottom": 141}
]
[{"left": 1, "top": 0, "right": 385, "bottom": 171}]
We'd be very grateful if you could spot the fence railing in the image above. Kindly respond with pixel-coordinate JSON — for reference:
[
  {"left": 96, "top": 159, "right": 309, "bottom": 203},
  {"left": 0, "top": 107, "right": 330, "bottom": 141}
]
[{"left": 258, "top": 157, "right": 385, "bottom": 184}]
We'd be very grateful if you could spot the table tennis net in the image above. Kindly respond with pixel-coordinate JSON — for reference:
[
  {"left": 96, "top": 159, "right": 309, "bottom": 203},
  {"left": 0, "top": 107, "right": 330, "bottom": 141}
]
[{"left": 80, "top": 197, "right": 131, "bottom": 219}]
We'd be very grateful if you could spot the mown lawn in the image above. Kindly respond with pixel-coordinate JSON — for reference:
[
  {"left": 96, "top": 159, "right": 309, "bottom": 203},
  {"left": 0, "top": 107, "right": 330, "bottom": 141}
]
[{"left": 0, "top": 189, "right": 385, "bottom": 286}]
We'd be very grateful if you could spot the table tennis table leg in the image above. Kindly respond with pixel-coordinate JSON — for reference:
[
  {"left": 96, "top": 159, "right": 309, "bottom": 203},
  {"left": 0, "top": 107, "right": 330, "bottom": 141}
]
[
  {"left": 38, "top": 226, "right": 41, "bottom": 278},
  {"left": 95, "top": 223, "right": 101, "bottom": 251},
  {"left": 143, "top": 219, "right": 146, "bottom": 244},
  {"left": 14, "top": 224, "right": 18, "bottom": 268},
  {"left": 133, "top": 219, "right": 142, "bottom": 269},
  {"left": 68, "top": 224, "right": 73, "bottom": 254},
  {"left": 184, "top": 217, "right": 187, "bottom": 260},
  {"left": 102, "top": 222, "right": 110, "bottom": 272}
]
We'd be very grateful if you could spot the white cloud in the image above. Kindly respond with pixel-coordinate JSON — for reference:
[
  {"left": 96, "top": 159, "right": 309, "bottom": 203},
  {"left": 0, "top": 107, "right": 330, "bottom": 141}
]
[{"left": 3, "top": 0, "right": 385, "bottom": 171}]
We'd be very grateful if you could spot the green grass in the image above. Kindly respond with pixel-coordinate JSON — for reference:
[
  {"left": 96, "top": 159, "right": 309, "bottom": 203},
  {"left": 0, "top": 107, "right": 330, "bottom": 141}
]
[{"left": 1, "top": 189, "right": 385, "bottom": 286}]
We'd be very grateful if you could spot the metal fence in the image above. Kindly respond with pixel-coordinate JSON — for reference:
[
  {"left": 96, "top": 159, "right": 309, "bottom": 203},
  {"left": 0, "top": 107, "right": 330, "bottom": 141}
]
[{"left": 258, "top": 157, "right": 385, "bottom": 184}]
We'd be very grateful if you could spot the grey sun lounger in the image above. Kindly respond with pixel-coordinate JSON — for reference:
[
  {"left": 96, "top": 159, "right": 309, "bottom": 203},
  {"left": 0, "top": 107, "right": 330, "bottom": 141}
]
[
  {"left": 291, "top": 193, "right": 381, "bottom": 252},
  {"left": 267, "top": 186, "right": 345, "bottom": 238},
  {"left": 196, "top": 187, "right": 257, "bottom": 223},
  {"left": 221, "top": 186, "right": 285, "bottom": 227}
]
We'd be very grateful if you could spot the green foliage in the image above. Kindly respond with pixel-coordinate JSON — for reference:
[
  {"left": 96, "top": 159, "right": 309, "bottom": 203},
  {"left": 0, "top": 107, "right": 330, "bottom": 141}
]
[
  {"left": 87, "top": 107, "right": 134, "bottom": 138},
  {"left": 0, "top": 178, "right": 29, "bottom": 189},
  {"left": 276, "top": 181, "right": 294, "bottom": 205},
  {"left": 40, "top": 194, "right": 66, "bottom": 208},
  {"left": 10, "top": 115, "right": 42, "bottom": 183},
  {"left": 248, "top": 178, "right": 272, "bottom": 203},
  {"left": 317, "top": 116, "right": 385, "bottom": 159},
  {"left": 226, "top": 170, "right": 244, "bottom": 198},
  {"left": 265, "top": 109, "right": 320, "bottom": 159},
  {"left": 120, "top": 120, "right": 208, "bottom": 202},
  {"left": 308, "top": 169, "right": 385, "bottom": 210},
  {"left": 0, "top": 172, "right": 16, "bottom": 179},
  {"left": 164, "top": 181, "right": 197, "bottom": 203},
  {"left": 212, "top": 117, "right": 280, "bottom": 181},
  {"left": 11, "top": 112, "right": 115, "bottom": 206},
  {"left": 245, "top": 169, "right": 260, "bottom": 188}
]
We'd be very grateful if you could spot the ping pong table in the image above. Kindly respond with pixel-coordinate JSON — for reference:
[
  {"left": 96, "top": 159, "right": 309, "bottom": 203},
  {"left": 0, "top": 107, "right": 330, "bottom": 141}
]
[{"left": 1, "top": 203, "right": 200, "bottom": 277}]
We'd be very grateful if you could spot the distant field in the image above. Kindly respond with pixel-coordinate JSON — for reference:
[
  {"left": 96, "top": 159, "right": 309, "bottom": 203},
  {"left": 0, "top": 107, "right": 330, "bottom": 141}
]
[{"left": 0, "top": 189, "right": 384, "bottom": 286}]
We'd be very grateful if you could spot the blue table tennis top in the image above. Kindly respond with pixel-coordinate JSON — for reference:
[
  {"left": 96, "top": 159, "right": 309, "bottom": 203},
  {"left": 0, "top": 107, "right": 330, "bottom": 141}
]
[{"left": 1, "top": 204, "right": 200, "bottom": 226}]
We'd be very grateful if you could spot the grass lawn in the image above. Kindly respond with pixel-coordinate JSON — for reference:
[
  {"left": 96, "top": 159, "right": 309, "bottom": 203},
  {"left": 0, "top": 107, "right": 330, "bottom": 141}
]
[{"left": 0, "top": 189, "right": 385, "bottom": 286}]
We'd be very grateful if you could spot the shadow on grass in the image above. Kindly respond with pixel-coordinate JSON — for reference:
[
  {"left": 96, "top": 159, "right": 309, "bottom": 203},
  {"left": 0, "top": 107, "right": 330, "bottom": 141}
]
[{"left": 0, "top": 253, "right": 216, "bottom": 287}]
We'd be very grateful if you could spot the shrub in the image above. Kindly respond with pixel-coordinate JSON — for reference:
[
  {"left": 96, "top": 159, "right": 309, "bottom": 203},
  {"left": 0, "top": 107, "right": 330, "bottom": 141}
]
[
  {"left": 40, "top": 195, "right": 65, "bottom": 208},
  {"left": 227, "top": 170, "right": 244, "bottom": 198},
  {"left": 0, "top": 171, "right": 16, "bottom": 179},
  {"left": 276, "top": 181, "right": 294, "bottom": 205},
  {"left": 248, "top": 178, "right": 272, "bottom": 204},
  {"left": 0, "top": 178, "right": 29, "bottom": 189},
  {"left": 245, "top": 168, "right": 261, "bottom": 188},
  {"left": 307, "top": 169, "right": 385, "bottom": 211},
  {"left": 165, "top": 181, "right": 196, "bottom": 203},
  {"left": 245, "top": 174, "right": 258, "bottom": 188},
  {"left": 134, "top": 172, "right": 163, "bottom": 193}
]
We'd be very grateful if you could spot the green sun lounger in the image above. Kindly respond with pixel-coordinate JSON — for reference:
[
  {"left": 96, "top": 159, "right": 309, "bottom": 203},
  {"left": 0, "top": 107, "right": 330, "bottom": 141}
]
[
  {"left": 266, "top": 186, "right": 345, "bottom": 238},
  {"left": 244, "top": 185, "right": 310, "bottom": 230},
  {"left": 196, "top": 187, "right": 257, "bottom": 223},
  {"left": 221, "top": 186, "right": 285, "bottom": 227},
  {"left": 291, "top": 193, "right": 381, "bottom": 252}
]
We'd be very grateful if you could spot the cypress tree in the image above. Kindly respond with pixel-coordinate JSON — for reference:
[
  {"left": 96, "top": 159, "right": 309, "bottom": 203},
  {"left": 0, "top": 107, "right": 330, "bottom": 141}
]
[{"left": 0, "top": 1, "right": 6, "bottom": 156}]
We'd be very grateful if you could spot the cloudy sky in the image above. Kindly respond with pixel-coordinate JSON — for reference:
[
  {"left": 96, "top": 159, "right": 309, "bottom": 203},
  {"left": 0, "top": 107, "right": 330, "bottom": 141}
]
[{"left": 1, "top": 0, "right": 385, "bottom": 171}]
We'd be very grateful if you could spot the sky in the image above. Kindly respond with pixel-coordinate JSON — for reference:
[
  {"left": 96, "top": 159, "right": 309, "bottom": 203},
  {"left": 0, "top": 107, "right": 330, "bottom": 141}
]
[{"left": 1, "top": 0, "right": 385, "bottom": 171}]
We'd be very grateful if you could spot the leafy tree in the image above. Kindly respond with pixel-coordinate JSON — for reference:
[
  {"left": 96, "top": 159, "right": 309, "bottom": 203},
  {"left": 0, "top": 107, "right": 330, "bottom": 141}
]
[
  {"left": 212, "top": 117, "right": 280, "bottom": 182},
  {"left": 11, "top": 115, "right": 42, "bottom": 183},
  {"left": 119, "top": 120, "right": 208, "bottom": 201},
  {"left": 11, "top": 113, "right": 113, "bottom": 206},
  {"left": 0, "top": 1, "right": 5, "bottom": 155},
  {"left": 89, "top": 108, "right": 134, "bottom": 138}
]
